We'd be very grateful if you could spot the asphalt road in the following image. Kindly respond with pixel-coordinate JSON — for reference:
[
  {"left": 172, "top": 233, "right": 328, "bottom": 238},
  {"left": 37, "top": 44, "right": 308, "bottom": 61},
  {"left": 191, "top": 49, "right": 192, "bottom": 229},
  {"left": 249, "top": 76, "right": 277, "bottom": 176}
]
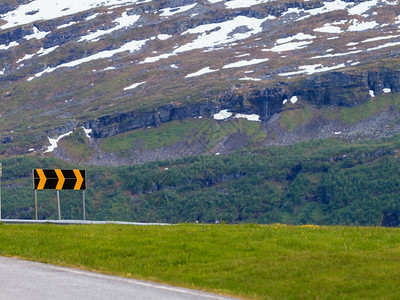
[{"left": 0, "top": 257, "right": 236, "bottom": 300}]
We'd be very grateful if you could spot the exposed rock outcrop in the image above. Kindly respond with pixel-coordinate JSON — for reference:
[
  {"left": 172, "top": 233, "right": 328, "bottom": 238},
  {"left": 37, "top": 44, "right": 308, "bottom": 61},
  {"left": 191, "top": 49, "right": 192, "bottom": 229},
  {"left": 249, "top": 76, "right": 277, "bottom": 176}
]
[
  {"left": 83, "top": 101, "right": 219, "bottom": 138},
  {"left": 71, "top": 67, "right": 400, "bottom": 139}
]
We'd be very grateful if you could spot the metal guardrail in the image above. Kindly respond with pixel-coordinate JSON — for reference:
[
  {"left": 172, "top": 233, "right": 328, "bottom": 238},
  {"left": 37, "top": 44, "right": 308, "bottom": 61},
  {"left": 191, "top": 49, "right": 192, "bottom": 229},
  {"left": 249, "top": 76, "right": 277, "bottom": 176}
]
[{"left": 0, "top": 219, "right": 170, "bottom": 225}]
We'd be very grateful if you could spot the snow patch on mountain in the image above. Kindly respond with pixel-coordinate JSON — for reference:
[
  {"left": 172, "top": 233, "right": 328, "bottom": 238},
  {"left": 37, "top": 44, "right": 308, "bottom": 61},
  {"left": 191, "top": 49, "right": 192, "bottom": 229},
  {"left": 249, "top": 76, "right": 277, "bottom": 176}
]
[
  {"left": 186, "top": 67, "right": 218, "bottom": 78},
  {"left": 213, "top": 109, "right": 261, "bottom": 121},
  {"left": 276, "top": 33, "right": 316, "bottom": 44},
  {"left": 223, "top": 0, "right": 273, "bottom": 9},
  {"left": 37, "top": 46, "right": 60, "bottom": 58},
  {"left": 362, "top": 35, "right": 400, "bottom": 43},
  {"left": 157, "top": 34, "right": 172, "bottom": 40},
  {"left": 314, "top": 25, "right": 343, "bottom": 34},
  {"left": 179, "top": 16, "right": 270, "bottom": 52},
  {"left": 284, "top": 0, "right": 351, "bottom": 21},
  {"left": 234, "top": 114, "right": 260, "bottom": 121},
  {"left": 223, "top": 58, "right": 269, "bottom": 69},
  {"left": 281, "top": 0, "right": 395, "bottom": 25},
  {"left": 28, "top": 39, "right": 148, "bottom": 81},
  {"left": 239, "top": 77, "right": 261, "bottom": 81},
  {"left": 17, "top": 53, "right": 36, "bottom": 64},
  {"left": 0, "top": 0, "right": 140, "bottom": 30},
  {"left": 21, "top": 46, "right": 59, "bottom": 65},
  {"left": 79, "top": 12, "right": 140, "bottom": 42},
  {"left": 140, "top": 53, "right": 174, "bottom": 64},
  {"left": 45, "top": 131, "right": 73, "bottom": 153},
  {"left": 348, "top": 20, "right": 378, "bottom": 32},
  {"left": 366, "top": 41, "right": 400, "bottom": 51},
  {"left": 310, "top": 50, "right": 362, "bottom": 59},
  {"left": 159, "top": 3, "right": 197, "bottom": 17},
  {"left": 82, "top": 127, "right": 92, "bottom": 138},
  {"left": 57, "top": 21, "right": 78, "bottom": 29},
  {"left": 213, "top": 109, "right": 232, "bottom": 120},
  {"left": 0, "top": 41, "right": 19, "bottom": 50},
  {"left": 262, "top": 32, "right": 316, "bottom": 53},
  {"left": 86, "top": 13, "right": 100, "bottom": 21},
  {"left": 369, "top": 90, "right": 375, "bottom": 97},
  {"left": 263, "top": 41, "right": 313, "bottom": 53},
  {"left": 25, "top": 26, "right": 50, "bottom": 40},
  {"left": 124, "top": 81, "right": 145, "bottom": 91},
  {"left": 348, "top": 0, "right": 397, "bottom": 15},
  {"left": 279, "top": 63, "right": 346, "bottom": 76},
  {"left": 140, "top": 15, "right": 269, "bottom": 64}
]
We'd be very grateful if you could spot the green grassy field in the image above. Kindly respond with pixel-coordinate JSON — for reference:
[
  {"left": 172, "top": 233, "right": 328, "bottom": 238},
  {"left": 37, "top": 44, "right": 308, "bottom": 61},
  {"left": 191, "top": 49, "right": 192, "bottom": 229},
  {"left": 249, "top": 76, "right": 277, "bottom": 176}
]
[{"left": 0, "top": 224, "right": 399, "bottom": 299}]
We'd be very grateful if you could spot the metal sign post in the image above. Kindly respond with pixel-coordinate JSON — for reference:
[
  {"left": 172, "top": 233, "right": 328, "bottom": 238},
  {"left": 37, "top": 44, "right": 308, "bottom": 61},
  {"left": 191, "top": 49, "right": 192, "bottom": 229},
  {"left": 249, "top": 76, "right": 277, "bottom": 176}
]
[
  {"left": 82, "top": 190, "right": 86, "bottom": 221},
  {"left": 57, "top": 190, "right": 61, "bottom": 220},
  {"left": 34, "top": 190, "right": 38, "bottom": 220}
]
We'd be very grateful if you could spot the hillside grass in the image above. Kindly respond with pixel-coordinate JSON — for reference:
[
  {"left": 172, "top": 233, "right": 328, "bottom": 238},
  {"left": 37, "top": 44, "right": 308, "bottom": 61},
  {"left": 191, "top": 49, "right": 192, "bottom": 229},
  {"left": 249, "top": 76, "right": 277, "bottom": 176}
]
[
  {"left": 280, "top": 104, "right": 314, "bottom": 132},
  {"left": 58, "top": 128, "right": 95, "bottom": 162},
  {"left": 100, "top": 119, "right": 208, "bottom": 154},
  {"left": 0, "top": 224, "right": 399, "bottom": 299},
  {"left": 100, "top": 118, "right": 266, "bottom": 157},
  {"left": 278, "top": 93, "right": 400, "bottom": 133},
  {"left": 333, "top": 93, "right": 400, "bottom": 124}
]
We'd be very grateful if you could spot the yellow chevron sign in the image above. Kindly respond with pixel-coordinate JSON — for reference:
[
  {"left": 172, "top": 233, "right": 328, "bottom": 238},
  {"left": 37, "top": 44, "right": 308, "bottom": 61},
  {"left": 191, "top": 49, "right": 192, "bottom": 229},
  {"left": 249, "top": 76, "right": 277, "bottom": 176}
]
[{"left": 33, "top": 169, "right": 86, "bottom": 190}]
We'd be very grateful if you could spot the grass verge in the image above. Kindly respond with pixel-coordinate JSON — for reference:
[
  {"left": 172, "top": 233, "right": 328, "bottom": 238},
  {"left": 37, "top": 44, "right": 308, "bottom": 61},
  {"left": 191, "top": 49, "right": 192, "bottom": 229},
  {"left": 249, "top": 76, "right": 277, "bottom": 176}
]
[{"left": 0, "top": 224, "right": 399, "bottom": 299}]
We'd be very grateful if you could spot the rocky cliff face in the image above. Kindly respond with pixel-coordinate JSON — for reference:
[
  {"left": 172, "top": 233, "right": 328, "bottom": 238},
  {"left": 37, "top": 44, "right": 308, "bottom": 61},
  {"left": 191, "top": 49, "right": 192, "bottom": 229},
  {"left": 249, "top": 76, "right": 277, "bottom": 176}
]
[
  {"left": 53, "top": 67, "right": 398, "bottom": 141},
  {"left": 84, "top": 101, "right": 218, "bottom": 138}
]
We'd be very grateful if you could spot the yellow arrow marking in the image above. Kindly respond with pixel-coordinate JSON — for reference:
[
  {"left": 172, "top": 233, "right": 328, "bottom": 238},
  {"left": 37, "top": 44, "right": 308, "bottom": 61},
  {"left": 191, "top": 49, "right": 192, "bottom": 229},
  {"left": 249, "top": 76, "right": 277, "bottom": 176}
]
[
  {"left": 36, "top": 169, "right": 46, "bottom": 190},
  {"left": 73, "top": 169, "right": 83, "bottom": 190},
  {"left": 55, "top": 169, "right": 65, "bottom": 190}
]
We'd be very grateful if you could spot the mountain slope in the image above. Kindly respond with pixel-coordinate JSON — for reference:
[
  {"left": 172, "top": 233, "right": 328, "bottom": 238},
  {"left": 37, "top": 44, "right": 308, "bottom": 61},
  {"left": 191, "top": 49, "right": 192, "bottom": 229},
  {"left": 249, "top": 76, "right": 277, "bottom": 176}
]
[
  {"left": 2, "top": 0, "right": 400, "bottom": 225},
  {"left": 1, "top": 0, "right": 400, "bottom": 160}
]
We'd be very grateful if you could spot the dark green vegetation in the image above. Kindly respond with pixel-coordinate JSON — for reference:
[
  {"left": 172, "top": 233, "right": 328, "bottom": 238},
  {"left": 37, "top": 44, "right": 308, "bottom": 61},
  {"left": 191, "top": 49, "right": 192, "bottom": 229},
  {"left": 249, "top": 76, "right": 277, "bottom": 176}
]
[
  {"left": 2, "top": 133, "right": 400, "bottom": 226},
  {"left": 0, "top": 224, "right": 399, "bottom": 299}
]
